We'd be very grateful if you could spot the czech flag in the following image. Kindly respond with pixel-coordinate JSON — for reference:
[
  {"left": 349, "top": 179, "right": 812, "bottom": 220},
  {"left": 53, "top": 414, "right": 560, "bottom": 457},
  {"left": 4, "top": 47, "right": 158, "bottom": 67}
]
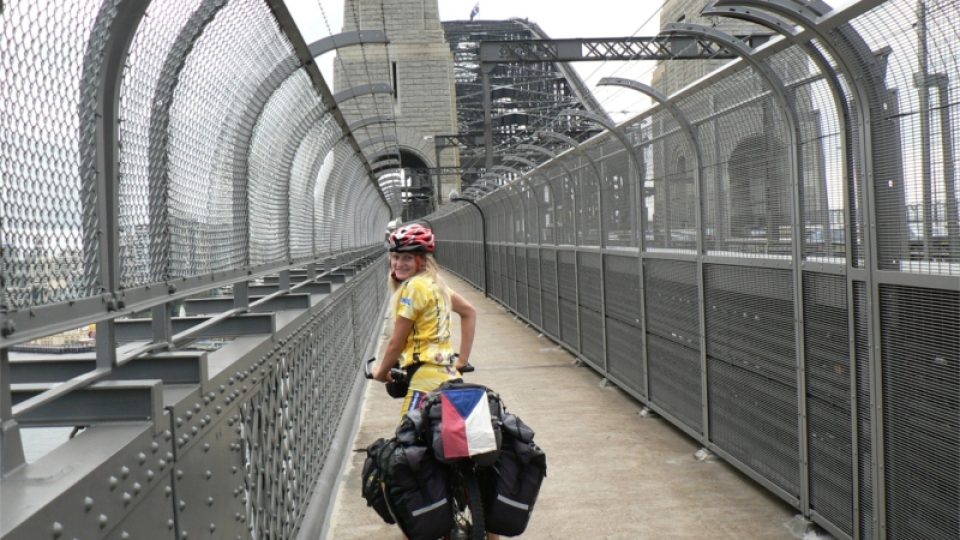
[{"left": 440, "top": 387, "right": 497, "bottom": 459}]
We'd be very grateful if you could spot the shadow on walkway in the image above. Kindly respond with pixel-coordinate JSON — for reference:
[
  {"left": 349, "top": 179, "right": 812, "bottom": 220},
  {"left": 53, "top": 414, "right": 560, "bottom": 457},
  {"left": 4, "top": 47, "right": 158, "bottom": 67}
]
[{"left": 326, "top": 271, "right": 800, "bottom": 539}]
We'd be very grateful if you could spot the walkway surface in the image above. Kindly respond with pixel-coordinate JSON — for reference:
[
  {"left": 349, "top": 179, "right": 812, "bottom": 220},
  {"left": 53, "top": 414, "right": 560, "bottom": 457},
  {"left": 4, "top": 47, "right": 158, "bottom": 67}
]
[{"left": 326, "top": 271, "right": 802, "bottom": 539}]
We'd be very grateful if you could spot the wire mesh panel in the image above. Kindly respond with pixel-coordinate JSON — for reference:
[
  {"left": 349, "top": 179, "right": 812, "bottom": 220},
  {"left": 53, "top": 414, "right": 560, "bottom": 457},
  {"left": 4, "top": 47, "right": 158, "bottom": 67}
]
[
  {"left": 248, "top": 73, "right": 319, "bottom": 265},
  {"left": 540, "top": 248, "right": 559, "bottom": 337},
  {"left": 577, "top": 252, "right": 603, "bottom": 312},
  {"left": 644, "top": 259, "right": 701, "bottom": 431},
  {"left": 880, "top": 285, "right": 958, "bottom": 540},
  {"left": 166, "top": 0, "right": 295, "bottom": 277},
  {"left": 646, "top": 110, "right": 697, "bottom": 253},
  {"left": 603, "top": 254, "right": 643, "bottom": 394},
  {"left": 505, "top": 245, "right": 517, "bottom": 309},
  {"left": 552, "top": 172, "right": 577, "bottom": 246},
  {"left": 557, "top": 250, "right": 578, "bottom": 348},
  {"left": 644, "top": 259, "right": 699, "bottom": 350},
  {"left": 803, "top": 273, "right": 853, "bottom": 535},
  {"left": 290, "top": 116, "right": 341, "bottom": 259},
  {"left": 527, "top": 247, "right": 542, "bottom": 326},
  {"left": 599, "top": 144, "right": 636, "bottom": 248},
  {"left": 851, "top": 0, "right": 960, "bottom": 274},
  {"left": 681, "top": 67, "right": 793, "bottom": 257},
  {"left": 1, "top": 0, "right": 121, "bottom": 308},
  {"left": 765, "top": 47, "right": 849, "bottom": 263},
  {"left": 647, "top": 334, "right": 701, "bottom": 433},
  {"left": 705, "top": 264, "right": 799, "bottom": 495},
  {"left": 119, "top": 0, "right": 217, "bottom": 287}
]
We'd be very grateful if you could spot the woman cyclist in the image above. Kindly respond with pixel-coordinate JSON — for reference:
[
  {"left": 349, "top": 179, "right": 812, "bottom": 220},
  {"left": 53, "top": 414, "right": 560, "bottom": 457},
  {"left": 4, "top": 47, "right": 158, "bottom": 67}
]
[
  {"left": 371, "top": 223, "right": 501, "bottom": 540},
  {"left": 372, "top": 223, "right": 477, "bottom": 416}
]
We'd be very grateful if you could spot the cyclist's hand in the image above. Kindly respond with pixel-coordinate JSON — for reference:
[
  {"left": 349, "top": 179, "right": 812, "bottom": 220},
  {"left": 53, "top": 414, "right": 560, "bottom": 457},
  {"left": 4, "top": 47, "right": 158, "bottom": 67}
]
[{"left": 371, "top": 363, "right": 393, "bottom": 383}]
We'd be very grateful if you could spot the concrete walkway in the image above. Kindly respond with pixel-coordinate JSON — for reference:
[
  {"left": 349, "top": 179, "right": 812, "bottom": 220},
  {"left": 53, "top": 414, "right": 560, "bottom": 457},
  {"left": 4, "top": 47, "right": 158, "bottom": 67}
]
[{"left": 326, "top": 271, "right": 802, "bottom": 539}]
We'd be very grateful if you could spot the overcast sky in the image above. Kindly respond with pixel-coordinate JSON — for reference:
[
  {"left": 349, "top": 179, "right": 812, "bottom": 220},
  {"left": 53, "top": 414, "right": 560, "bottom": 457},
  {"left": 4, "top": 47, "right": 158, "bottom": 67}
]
[{"left": 285, "top": 0, "right": 667, "bottom": 122}]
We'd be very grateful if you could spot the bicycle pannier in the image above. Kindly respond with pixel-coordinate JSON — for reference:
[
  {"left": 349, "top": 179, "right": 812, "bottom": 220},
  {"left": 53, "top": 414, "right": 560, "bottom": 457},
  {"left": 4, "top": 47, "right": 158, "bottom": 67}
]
[
  {"left": 481, "top": 413, "right": 547, "bottom": 536},
  {"left": 361, "top": 437, "right": 398, "bottom": 524},
  {"left": 385, "top": 444, "right": 454, "bottom": 540}
]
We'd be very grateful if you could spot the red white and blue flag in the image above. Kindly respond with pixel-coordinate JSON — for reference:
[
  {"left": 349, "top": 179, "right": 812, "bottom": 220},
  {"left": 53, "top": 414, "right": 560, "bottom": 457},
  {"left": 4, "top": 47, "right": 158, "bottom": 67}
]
[{"left": 440, "top": 387, "right": 497, "bottom": 459}]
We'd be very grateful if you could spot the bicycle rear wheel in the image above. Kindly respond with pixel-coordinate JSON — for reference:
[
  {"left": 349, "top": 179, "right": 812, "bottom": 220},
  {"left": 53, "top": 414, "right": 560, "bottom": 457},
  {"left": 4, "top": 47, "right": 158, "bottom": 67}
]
[{"left": 464, "top": 471, "right": 485, "bottom": 540}]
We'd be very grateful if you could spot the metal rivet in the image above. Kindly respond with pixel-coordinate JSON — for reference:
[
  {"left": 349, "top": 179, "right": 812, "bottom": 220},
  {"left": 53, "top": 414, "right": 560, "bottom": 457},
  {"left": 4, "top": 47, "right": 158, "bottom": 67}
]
[
  {"left": 207, "top": 496, "right": 214, "bottom": 506},
  {"left": 146, "top": 469, "right": 155, "bottom": 481},
  {"left": 151, "top": 441, "right": 160, "bottom": 453},
  {"left": 191, "top": 426, "right": 199, "bottom": 434},
  {"left": 231, "top": 466, "right": 238, "bottom": 474},
  {"left": 158, "top": 459, "right": 167, "bottom": 469},
  {"left": 122, "top": 492, "right": 132, "bottom": 505},
  {"left": 138, "top": 452, "right": 147, "bottom": 464},
  {"left": 203, "top": 443, "right": 211, "bottom": 453},
  {"left": 209, "top": 523, "right": 216, "bottom": 533},
  {"left": 132, "top": 482, "right": 142, "bottom": 494},
  {"left": 179, "top": 500, "right": 186, "bottom": 510},
  {"left": 185, "top": 410, "right": 193, "bottom": 420},
  {"left": 176, "top": 469, "right": 184, "bottom": 479},
  {"left": 51, "top": 521, "right": 63, "bottom": 537},
  {"left": 163, "top": 430, "right": 172, "bottom": 441},
  {"left": 120, "top": 466, "right": 130, "bottom": 479},
  {"left": 166, "top": 452, "right": 173, "bottom": 460},
  {"left": 109, "top": 476, "right": 118, "bottom": 490},
  {"left": 167, "top": 518, "right": 175, "bottom": 529},
  {"left": 83, "top": 497, "right": 94, "bottom": 511},
  {"left": 165, "top": 486, "right": 172, "bottom": 497},
  {"left": 194, "top": 403, "right": 202, "bottom": 412},
  {"left": 98, "top": 514, "right": 108, "bottom": 528},
  {"left": 121, "top": 532, "right": 131, "bottom": 540},
  {"left": 176, "top": 417, "right": 184, "bottom": 426},
  {"left": 205, "top": 470, "right": 212, "bottom": 480}
]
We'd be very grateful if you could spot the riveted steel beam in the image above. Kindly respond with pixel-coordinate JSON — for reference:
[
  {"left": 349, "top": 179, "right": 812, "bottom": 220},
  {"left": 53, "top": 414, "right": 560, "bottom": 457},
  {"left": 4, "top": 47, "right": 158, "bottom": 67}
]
[
  {"left": 183, "top": 294, "right": 312, "bottom": 315},
  {"left": 12, "top": 380, "right": 162, "bottom": 428},
  {"left": 115, "top": 313, "right": 276, "bottom": 343},
  {"left": 10, "top": 351, "right": 208, "bottom": 387}
]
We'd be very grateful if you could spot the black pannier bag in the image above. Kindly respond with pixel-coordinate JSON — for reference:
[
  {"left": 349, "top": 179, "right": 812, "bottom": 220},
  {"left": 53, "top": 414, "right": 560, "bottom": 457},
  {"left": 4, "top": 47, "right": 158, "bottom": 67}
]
[
  {"left": 361, "top": 437, "right": 398, "bottom": 524},
  {"left": 385, "top": 444, "right": 454, "bottom": 540},
  {"left": 421, "top": 381, "right": 504, "bottom": 467},
  {"left": 480, "top": 412, "right": 547, "bottom": 536}
]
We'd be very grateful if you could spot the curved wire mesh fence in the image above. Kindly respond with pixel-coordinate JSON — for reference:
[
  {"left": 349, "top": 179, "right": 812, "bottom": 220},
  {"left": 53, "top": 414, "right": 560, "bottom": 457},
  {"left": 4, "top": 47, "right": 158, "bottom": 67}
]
[
  {"left": 432, "top": 2, "right": 959, "bottom": 539},
  {"left": 1, "top": 1, "right": 391, "bottom": 538}
]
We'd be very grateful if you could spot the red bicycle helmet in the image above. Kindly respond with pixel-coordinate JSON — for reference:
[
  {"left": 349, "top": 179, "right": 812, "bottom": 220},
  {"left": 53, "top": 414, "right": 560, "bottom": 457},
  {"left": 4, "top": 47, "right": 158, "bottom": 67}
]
[{"left": 388, "top": 223, "right": 436, "bottom": 253}]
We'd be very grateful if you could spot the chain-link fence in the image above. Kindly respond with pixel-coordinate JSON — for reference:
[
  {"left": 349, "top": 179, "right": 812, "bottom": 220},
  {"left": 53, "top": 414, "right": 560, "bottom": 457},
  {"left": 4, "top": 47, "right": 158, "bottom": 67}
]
[{"left": 1, "top": 1, "right": 394, "bottom": 538}]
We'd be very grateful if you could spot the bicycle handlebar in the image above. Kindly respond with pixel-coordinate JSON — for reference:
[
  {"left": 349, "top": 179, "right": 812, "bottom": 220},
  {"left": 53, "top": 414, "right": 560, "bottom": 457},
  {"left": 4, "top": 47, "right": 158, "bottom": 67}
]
[{"left": 364, "top": 355, "right": 475, "bottom": 381}]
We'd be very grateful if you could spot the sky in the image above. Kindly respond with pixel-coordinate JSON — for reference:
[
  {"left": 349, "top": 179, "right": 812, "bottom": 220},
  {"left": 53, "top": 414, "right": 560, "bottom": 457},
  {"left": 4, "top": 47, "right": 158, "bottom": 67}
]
[{"left": 284, "top": 0, "right": 667, "bottom": 122}]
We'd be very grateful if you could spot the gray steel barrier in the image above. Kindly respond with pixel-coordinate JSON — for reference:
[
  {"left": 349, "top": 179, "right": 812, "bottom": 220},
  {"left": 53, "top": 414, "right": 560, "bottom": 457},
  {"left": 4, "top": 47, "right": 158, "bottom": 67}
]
[
  {"left": 432, "top": 2, "right": 959, "bottom": 539},
  {"left": 1, "top": 0, "right": 398, "bottom": 538}
]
